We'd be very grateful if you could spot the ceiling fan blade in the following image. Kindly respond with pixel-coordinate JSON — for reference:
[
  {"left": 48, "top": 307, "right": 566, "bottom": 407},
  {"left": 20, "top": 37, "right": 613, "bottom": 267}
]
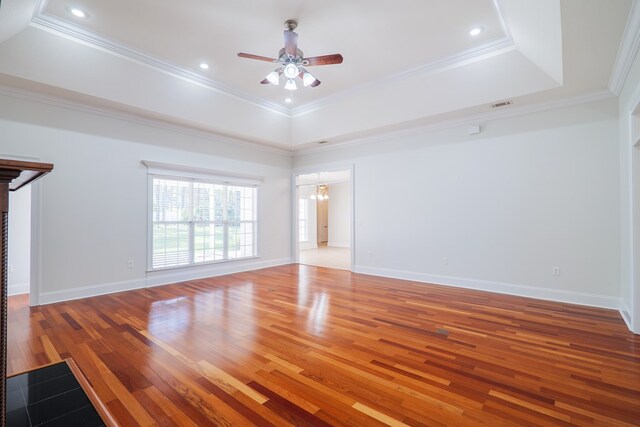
[
  {"left": 304, "top": 54, "right": 343, "bottom": 66},
  {"left": 284, "top": 30, "right": 298, "bottom": 56},
  {"left": 237, "top": 52, "right": 278, "bottom": 62}
]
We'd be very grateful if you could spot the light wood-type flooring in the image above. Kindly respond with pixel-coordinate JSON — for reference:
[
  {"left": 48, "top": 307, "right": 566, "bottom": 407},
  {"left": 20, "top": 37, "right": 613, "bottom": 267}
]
[
  {"left": 7, "top": 264, "right": 640, "bottom": 426},
  {"left": 299, "top": 245, "right": 351, "bottom": 270}
]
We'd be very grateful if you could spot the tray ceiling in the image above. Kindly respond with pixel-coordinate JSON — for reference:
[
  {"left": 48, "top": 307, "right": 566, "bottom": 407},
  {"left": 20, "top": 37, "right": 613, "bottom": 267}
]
[{"left": 0, "top": 0, "right": 633, "bottom": 150}]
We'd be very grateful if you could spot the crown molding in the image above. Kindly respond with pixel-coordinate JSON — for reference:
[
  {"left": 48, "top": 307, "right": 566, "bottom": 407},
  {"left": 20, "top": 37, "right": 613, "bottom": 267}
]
[
  {"left": 0, "top": 84, "right": 293, "bottom": 156},
  {"left": 30, "top": 0, "right": 514, "bottom": 120},
  {"left": 290, "top": 38, "right": 516, "bottom": 117},
  {"left": 493, "top": 0, "right": 513, "bottom": 41},
  {"left": 609, "top": 0, "right": 640, "bottom": 95},
  {"left": 30, "top": 0, "right": 292, "bottom": 116},
  {"left": 294, "top": 89, "right": 615, "bottom": 156},
  {"left": 0, "top": 83, "right": 614, "bottom": 161}
]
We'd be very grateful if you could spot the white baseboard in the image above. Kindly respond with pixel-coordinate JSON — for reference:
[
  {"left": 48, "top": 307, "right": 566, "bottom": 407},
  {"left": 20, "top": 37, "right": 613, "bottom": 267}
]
[
  {"left": 37, "top": 258, "right": 294, "bottom": 305},
  {"left": 328, "top": 241, "right": 350, "bottom": 248},
  {"left": 353, "top": 265, "right": 621, "bottom": 310},
  {"left": 8, "top": 282, "right": 29, "bottom": 296},
  {"left": 39, "top": 278, "right": 147, "bottom": 305},
  {"left": 620, "top": 300, "right": 634, "bottom": 332},
  {"left": 146, "top": 257, "right": 293, "bottom": 288}
]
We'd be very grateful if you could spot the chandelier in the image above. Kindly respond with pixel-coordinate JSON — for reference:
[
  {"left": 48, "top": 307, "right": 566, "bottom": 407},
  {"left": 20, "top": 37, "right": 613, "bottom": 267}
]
[{"left": 309, "top": 184, "right": 329, "bottom": 201}]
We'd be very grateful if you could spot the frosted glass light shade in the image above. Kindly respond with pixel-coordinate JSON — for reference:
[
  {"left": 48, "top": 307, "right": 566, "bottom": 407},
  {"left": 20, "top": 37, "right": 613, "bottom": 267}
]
[
  {"left": 303, "top": 72, "right": 316, "bottom": 87},
  {"left": 284, "top": 63, "right": 299, "bottom": 79},
  {"left": 284, "top": 79, "right": 297, "bottom": 91},
  {"left": 266, "top": 71, "right": 280, "bottom": 85}
]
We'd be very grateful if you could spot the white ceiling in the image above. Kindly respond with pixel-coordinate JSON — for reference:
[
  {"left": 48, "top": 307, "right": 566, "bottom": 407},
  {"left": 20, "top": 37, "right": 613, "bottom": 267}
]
[
  {"left": 42, "top": 0, "right": 506, "bottom": 107},
  {"left": 0, "top": 0, "right": 633, "bottom": 151}
]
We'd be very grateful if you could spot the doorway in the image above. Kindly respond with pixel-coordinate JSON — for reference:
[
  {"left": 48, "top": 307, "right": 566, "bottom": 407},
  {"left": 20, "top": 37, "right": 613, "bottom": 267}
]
[
  {"left": 317, "top": 195, "right": 328, "bottom": 245},
  {"left": 296, "top": 169, "right": 352, "bottom": 270},
  {"left": 8, "top": 186, "right": 31, "bottom": 297}
]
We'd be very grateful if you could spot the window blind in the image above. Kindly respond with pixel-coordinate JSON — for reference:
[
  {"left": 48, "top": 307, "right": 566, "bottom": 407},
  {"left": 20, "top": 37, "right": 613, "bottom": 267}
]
[{"left": 150, "top": 175, "right": 258, "bottom": 270}]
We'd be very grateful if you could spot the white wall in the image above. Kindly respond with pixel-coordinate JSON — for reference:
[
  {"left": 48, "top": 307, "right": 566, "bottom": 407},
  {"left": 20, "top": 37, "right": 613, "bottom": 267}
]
[
  {"left": 295, "top": 98, "right": 621, "bottom": 308},
  {"left": 8, "top": 186, "right": 30, "bottom": 295},
  {"left": 0, "top": 87, "right": 627, "bottom": 316},
  {"left": 0, "top": 92, "right": 292, "bottom": 304},
  {"left": 298, "top": 186, "right": 318, "bottom": 250},
  {"left": 328, "top": 182, "right": 350, "bottom": 248}
]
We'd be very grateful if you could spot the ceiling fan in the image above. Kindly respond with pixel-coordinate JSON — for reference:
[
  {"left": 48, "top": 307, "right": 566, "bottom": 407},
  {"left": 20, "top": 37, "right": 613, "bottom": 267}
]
[{"left": 237, "top": 19, "right": 343, "bottom": 91}]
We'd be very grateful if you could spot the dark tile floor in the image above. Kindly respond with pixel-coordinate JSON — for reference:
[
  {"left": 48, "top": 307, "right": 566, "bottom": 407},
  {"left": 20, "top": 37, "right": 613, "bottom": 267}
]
[{"left": 7, "top": 362, "right": 105, "bottom": 426}]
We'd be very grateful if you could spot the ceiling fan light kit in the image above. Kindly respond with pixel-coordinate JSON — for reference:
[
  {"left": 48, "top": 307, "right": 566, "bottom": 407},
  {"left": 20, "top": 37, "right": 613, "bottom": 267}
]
[
  {"left": 283, "top": 63, "right": 299, "bottom": 79},
  {"left": 238, "top": 19, "right": 344, "bottom": 97},
  {"left": 302, "top": 71, "right": 316, "bottom": 87},
  {"left": 266, "top": 71, "right": 280, "bottom": 85},
  {"left": 284, "top": 79, "right": 297, "bottom": 91}
]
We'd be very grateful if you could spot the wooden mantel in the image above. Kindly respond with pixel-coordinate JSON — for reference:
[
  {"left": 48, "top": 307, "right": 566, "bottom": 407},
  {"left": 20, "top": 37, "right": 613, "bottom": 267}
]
[
  {"left": 0, "top": 159, "right": 53, "bottom": 426},
  {"left": 0, "top": 159, "right": 54, "bottom": 191}
]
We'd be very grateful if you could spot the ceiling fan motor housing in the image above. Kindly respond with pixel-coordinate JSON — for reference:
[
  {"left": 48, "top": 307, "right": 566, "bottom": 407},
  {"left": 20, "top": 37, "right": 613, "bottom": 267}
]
[{"left": 278, "top": 48, "right": 304, "bottom": 63}]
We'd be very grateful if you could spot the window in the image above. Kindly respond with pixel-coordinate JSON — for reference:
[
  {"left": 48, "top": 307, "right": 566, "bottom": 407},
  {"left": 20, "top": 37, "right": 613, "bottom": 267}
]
[
  {"left": 150, "top": 175, "right": 257, "bottom": 269},
  {"left": 298, "top": 198, "right": 308, "bottom": 242}
]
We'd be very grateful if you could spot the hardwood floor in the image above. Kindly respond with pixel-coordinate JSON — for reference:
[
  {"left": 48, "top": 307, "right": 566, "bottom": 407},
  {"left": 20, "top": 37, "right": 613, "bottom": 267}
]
[{"left": 7, "top": 264, "right": 640, "bottom": 426}]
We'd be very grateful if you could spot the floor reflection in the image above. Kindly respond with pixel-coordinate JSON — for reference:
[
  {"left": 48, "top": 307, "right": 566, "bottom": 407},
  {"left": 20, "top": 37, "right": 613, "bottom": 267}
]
[
  {"left": 297, "top": 272, "right": 310, "bottom": 308},
  {"left": 147, "top": 282, "right": 257, "bottom": 362},
  {"left": 148, "top": 296, "right": 191, "bottom": 336},
  {"left": 307, "top": 292, "right": 329, "bottom": 336}
]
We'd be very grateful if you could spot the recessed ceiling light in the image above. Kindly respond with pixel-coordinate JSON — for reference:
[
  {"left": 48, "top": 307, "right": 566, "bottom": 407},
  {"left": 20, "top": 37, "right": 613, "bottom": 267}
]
[
  {"left": 285, "top": 97, "right": 292, "bottom": 103},
  {"left": 199, "top": 62, "right": 209, "bottom": 70},
  {"left": 69, "top": 7, "right": 87, "bottom": 18},
  {"left": 470, "top": 27, "right": 484, "bottom": 36}
]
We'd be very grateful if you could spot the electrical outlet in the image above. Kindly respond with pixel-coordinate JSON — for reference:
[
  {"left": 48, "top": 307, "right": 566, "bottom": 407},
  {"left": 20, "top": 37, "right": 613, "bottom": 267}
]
[
  {"left": 368, "top": 250, "right": 373, "bottom": 258},
  {"left": 127, "top": 260, "right": 134, "bottom": 269},
  {"left": 442, "top": 257, "right": 448, "bottom": 265},
  {"left": 8, "top": 264, "right": 14, "bottom": 273},
  {"left": 552, "top": 267, "right": 560, "bottom": 276}
]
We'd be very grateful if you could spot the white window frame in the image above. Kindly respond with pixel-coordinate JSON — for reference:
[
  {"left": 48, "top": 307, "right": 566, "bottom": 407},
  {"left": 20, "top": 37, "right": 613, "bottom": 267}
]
[{"left": 143, "top": 161, "right": 262, "bottom": 271}]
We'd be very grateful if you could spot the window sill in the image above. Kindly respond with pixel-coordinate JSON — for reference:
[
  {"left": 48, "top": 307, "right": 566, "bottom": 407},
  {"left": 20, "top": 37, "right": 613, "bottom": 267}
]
[{"left": 147, "top": 255, "right": 261, "bottom": 273}]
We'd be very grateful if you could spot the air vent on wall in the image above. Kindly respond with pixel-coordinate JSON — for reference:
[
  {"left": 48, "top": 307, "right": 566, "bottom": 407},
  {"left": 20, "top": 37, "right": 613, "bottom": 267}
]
[{"left": 492, "top": 100, "right": 512, "bottom": 108}]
